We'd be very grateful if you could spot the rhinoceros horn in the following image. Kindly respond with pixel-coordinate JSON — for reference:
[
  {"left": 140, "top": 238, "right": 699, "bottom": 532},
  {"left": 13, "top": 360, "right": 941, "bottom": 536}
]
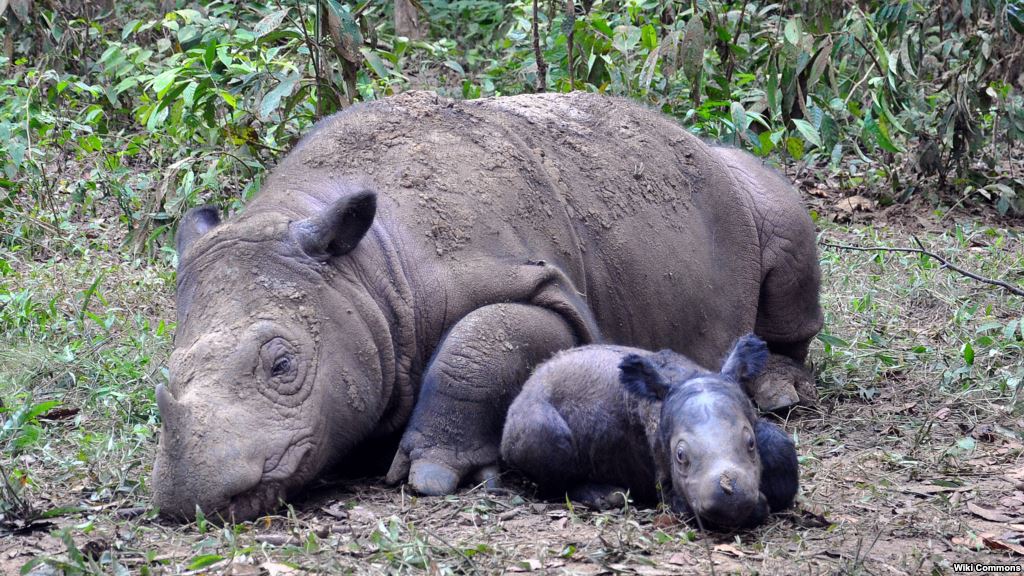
[{"left": 156, "top": 384, "right": 189, "bottom": 425}]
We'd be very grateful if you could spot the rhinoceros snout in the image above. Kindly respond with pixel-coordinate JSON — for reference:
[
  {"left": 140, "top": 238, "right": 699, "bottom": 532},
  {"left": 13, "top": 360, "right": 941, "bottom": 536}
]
[
  {"left": 690, "top": 465, "right": 763, "bottom": 528},
  {"left": 152, "top": 384, "right": 267, "bottom": 521}
]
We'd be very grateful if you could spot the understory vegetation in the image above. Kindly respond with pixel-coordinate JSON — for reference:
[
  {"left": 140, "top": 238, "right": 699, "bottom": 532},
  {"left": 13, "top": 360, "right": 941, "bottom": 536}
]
[{"left": 1, "top": 0, "right": 1023, "bottom": 574}]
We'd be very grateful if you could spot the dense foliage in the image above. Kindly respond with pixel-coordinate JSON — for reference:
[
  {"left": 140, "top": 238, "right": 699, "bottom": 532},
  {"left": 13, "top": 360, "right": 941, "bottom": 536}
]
[{"left": 1, "top": 1, "right": 1022, "bottom": 262}]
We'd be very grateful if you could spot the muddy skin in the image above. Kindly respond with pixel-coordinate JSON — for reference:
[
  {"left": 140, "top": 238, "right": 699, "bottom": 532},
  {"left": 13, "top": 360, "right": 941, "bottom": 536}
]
[
  {"left": 154, "top": 92, "right": 820, "bottom": 521},
  {"left": 501, "top": 335, "right": 799, "bottom": 530}
]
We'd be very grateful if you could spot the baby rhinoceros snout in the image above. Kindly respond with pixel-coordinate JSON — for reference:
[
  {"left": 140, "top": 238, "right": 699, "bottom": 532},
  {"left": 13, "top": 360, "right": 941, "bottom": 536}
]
[{"left": 691, "top": 466, "right": 767, "bottom": 529}]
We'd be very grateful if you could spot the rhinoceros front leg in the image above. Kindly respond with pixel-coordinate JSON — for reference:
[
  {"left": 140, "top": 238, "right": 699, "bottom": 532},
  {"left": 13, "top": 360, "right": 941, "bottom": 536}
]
[
  {"left": 385, "top": 303, "right": 578, "bottom": 495},
  {"left": 750, "top": 249, "right": 823, "bottom": 411}
]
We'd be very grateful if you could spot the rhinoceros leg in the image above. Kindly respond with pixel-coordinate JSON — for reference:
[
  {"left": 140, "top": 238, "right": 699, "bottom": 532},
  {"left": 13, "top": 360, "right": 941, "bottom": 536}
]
[
  {"left": 752, "top": 265, "right": 821, "bottom": 410},
  {"left": 750, "top": 226, "right": 823, "bottom": 411},
  {"left": 385, "top": 303, "right": 578, "bottom": 495},
  {"left": 712, "top": 146, "right": 823, "bottom": 411}
]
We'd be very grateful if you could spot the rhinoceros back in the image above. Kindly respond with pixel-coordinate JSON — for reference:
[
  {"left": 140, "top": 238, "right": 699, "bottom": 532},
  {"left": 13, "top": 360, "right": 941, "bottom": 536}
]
[{"left": 259, "top": 92, "right": 783, "bottom": 368}]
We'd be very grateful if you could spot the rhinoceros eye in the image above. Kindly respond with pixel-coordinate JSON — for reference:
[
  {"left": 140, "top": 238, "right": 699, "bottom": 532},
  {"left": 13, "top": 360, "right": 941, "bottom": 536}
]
[
  {"left": 251, "top": 323, "right": 313, "bottom": 406},
  {"left": 259, "top": 337, "right": 302, "bottom": 395},
  {"left": 271, "top": 356, "right": 292, "bottom": 377}
]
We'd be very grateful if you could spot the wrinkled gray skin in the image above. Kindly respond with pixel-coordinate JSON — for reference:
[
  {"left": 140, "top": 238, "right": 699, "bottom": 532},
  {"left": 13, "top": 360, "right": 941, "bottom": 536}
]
[
  {"left": 153, "top": 92, "right": 822, "bottom": 521},
  {"left": 501, "top": 335, "right": 799, "bottom": 529}
]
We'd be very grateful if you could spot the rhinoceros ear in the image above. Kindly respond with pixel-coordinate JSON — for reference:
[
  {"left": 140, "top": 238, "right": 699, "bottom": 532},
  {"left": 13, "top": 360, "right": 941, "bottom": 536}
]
[
  {"left": 720, "top": 333, "right": 769, "bottom": 384},
  {"left": 176, "top": 206, "right": 221, "bottom": 260},
  {"left": 294, "top": 190, "right": 377, "bottom": 261},
  {"left": 620, "top": 354, "right": 672, "bottom": 401}
]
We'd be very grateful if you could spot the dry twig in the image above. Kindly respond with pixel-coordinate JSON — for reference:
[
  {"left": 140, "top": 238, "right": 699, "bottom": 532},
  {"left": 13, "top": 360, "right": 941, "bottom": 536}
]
[{"left": 821, "top": 237, "right": 1024, "bottom": 297}]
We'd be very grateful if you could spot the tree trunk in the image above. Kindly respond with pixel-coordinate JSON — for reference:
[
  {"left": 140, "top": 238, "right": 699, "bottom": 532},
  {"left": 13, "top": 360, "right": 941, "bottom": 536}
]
[{"left": 394, "top": 0, "right": 425, "bottom": 40}]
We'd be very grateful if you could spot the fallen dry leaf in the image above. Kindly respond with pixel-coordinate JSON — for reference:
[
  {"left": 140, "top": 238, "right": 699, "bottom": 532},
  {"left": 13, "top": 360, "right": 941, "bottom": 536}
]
[
  {"left": 254, "top": 533, "right": 299, "bottom": 547},
  {"left": 261, "top": 562, "right": 302, "bottom": 576},
  {"left": 321, "top": 501, "right": 349, "bottom": 520},
  {"left": 497, "top": 508, "right": 519, "bottom": 521},
  {"left": 836, "top": 195, "right": 876, "bottom": 213},
  {"left": 558, "top": 563, "right": 604, "bottom": 576},
  {"left": 902, "top": 483, "right": 970, "bottom": 497},
  {"left": 713, "top": 543, "right": 746, "bottom": 557},
  {"left": 666, "top": 552, "right": 692, "bottom": 566},
  {"left": 608, "top": 563, "right": 678, "bottom": 575},
  {"left": 952, "top": 534, "right": 984, "bottom": 550},
  {"left": 632, "top": 567, "right": 680, "bottom": 576},
  {"left": 39, "top": 407, "right": 80, "bottom": 421},
  {"left": 981, "top": 532, "right": 1024, "bottom": 556},
  {"left": 967, "top": 501, "right": 1017, "bottom": 523},
  {"left": 225, "top": 564, "right": 262, "bottom": 576},
  {"left": 999, "top": 494, "right": 1024, "bottom": 510},
  {"left": 791, "top": 506, "right": 832, "bottom": 528},
  {"left": 508, "top": 558, "right": 543, "bottom": 572},
  {"left": 346, "top": 506, "right": 377, "bottom": 524},
  {"left": 652, "top": 512, "right": 677, "bottom": 529}
]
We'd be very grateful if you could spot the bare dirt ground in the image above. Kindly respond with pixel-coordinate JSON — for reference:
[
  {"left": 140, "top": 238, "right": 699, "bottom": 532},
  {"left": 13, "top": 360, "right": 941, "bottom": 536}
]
[{"left": 2, "top": 193, "right": 1023, "bottom": 575}]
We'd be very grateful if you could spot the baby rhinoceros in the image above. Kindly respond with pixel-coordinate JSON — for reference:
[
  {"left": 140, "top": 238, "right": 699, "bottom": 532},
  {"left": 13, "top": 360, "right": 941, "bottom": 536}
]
[{"left": 501, "top": 335, "right": 798, "bottom": 529}]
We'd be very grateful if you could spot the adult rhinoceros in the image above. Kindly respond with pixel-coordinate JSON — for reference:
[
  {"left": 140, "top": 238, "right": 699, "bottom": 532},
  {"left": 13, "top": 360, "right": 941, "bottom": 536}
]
[{"left": 153, "top": 91, "right": 822, "bottom": 521}]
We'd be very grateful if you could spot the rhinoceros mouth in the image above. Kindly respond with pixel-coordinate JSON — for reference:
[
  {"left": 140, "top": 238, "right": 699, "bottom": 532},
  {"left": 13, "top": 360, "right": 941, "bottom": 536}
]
[
  {"left": 226, "top": 483, "right": 284, "bottom": 522},
  {"left": 220, "top": 438, "right": 314, "bottom": 521}
]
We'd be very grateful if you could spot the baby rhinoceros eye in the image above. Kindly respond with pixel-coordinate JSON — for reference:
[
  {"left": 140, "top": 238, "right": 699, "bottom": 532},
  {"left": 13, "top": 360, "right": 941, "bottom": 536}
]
[
  {"left": 746, "top": 430, "right": 756, "bottom": 454},
  {"left": 675, "top": 443, "right": 689, "bottom": 467}
]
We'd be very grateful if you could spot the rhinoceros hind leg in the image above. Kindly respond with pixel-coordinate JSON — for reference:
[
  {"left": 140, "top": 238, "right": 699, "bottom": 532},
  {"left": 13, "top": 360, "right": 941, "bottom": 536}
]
[
  {"left": 749, "top": 353, "right": 817, "bottom": 411},
  {"left": 388, "top": 303, "right": 578, "bottom": 496}
]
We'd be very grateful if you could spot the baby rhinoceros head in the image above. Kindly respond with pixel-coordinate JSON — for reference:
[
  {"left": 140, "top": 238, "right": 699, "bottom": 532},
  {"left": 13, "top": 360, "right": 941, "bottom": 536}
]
[{"left": 620, "top": 334, "right": 799, "bottom": 530}]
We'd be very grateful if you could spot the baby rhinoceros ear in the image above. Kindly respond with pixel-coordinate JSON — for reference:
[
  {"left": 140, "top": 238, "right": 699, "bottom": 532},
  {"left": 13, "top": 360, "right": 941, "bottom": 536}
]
[
  {"left": 294, "top": 190, "right": 377, "bottom": 261},
  {"left": 720, "top": 333, "right": 769, "bottom": 384},
  {"left": 619, "top": 354, "right": 672, "bottom": 401}
]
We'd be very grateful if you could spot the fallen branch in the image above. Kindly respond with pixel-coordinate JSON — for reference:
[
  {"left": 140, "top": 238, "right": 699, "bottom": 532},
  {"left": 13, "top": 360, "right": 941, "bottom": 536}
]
[{"left": 820, "top": 237, "right": 1024, "bottom": 297}]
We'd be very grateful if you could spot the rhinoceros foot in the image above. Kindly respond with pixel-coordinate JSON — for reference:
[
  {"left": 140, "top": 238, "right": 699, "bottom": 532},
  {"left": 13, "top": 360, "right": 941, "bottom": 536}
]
[
  {"left": 749, "top": 354, "right": 817, "bottom": 411},
  {"left": 408, "top": 461, "right": 461, "bottom": 496},
  {"left": 569, "top": 483, "right": 628, "bottom": 510},
  {"left": 387, "top": 447, "right": 501, "bottom": 495}
]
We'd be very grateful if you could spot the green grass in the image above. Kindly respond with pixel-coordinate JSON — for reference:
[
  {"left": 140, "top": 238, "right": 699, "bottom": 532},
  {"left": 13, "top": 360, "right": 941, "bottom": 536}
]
[{"left": 1, "top": 217, "right": 1021, "bottom": 574}]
